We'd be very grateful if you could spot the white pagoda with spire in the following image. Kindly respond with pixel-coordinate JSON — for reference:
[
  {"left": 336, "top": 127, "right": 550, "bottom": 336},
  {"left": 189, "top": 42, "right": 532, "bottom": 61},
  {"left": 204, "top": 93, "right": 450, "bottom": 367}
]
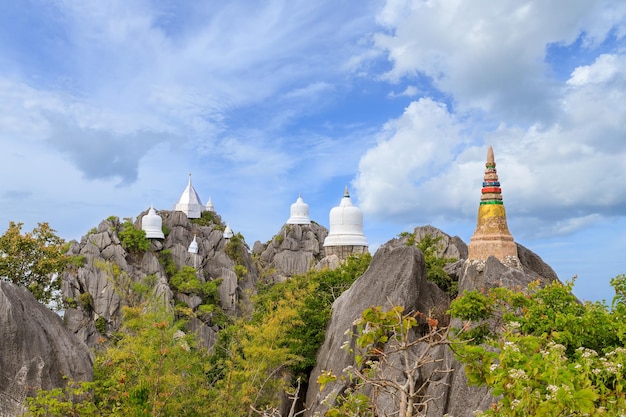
[
  {"left": 286, "top": 194, "right": 311, "bottom": 225},
  {"left": 323, "top": 186, "right": 368, "bottom": 259},
  {"left": 174, "top": 174, "right": 204, "bottom": 219}
]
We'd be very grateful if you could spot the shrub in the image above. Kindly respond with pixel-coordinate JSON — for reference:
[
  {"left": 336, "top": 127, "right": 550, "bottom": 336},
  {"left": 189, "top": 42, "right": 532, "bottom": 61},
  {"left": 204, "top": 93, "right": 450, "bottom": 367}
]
[{"left": 118, "top": 220, "right": 150, "bottom": 254}]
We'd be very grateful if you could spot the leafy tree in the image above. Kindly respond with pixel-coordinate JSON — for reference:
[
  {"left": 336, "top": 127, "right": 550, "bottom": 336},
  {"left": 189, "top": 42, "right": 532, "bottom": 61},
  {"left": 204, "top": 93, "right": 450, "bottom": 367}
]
[
  {"left": 449, "top": 277, "right": 626, "bottom": 416},
  {"left": 118, "top": 219, "right": 150, "bottom": 254},
  {"left": 318, "top": 305, "right": 453, "bottom": 417},
  {"left": 401, "top": 232, "right": 457, "bottom": 297},
  {"left": 254, "top": 253, "right": 372, "bottom": 379},
  {"left": 0, "top": 221, "right": 72, "bottom": 305},
  {"left": 28, "top": 305, "right": 213, "bottom": 416}
]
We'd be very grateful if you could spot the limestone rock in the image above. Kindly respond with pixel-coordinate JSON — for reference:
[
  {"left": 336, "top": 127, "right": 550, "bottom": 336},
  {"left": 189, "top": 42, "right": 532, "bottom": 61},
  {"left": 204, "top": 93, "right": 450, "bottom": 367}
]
[
  {"left": 305, "top": 228, "right": 561, "bottom": 417},
  {"left": 0, "top": 282, "right": 93, "bottom": 416},
  {"left": 62, "top": 210, "right": 258, "bottom": 350},
  {"left": 306, "top": 244, "right": 449, "bottom": 416},
  {"left": 258, "top": 223, "right": 328, "bottom": 282}
]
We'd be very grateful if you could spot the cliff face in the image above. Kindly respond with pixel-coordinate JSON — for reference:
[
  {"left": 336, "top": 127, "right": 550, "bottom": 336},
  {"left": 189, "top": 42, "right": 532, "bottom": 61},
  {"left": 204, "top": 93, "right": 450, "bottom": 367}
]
[
  {"left": 305, "top": 226, "right": 560, "bottom": 417},
  {"left": 61, "top": 210, "right": 258, "bottom": 349},
  {"left": 253, "top": 222, "right": 328, "bottom": 283},
  {"left": 0, "top": 282, "right": 93, "bottom": 417}
]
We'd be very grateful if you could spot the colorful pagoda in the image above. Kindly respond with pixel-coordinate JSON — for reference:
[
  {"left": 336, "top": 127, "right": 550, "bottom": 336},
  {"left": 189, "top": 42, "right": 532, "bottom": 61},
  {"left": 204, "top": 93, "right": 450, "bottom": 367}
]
[{"left": 467, "top": 146, "right": 518, "bottom": 263}]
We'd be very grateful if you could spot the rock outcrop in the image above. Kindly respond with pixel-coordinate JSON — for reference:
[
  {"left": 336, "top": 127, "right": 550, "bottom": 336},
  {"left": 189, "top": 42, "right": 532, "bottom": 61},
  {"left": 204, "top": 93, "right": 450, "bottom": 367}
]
[
  {"left": 62, "top": 210, "right": 258, "bottom": 350},
  {"left": 0, "top": 282, "right": 93, "bottom": 416},
  {"left": 254, "top": 222, "right": 328, "bottom": 282},
  {"left": 305, "top": 226, "right": 560, "bottom": 416},
  {"left": 306, "top": 243, "right": 450, "bottom": 416}
]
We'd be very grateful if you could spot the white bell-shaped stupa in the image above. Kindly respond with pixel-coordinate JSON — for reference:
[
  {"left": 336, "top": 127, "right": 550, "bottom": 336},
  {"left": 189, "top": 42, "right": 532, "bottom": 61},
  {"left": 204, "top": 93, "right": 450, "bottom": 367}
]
[
  {"left": 141, "top": 205, "right": 165, "bottom": 239},
  {"left": 174, "top": 174, "right": 204, "bottom": 219},
  {"left": 205, "top": 197, "right": 215, "bottom": 212},
  {"left": 286, "top": 194, "right": 311, "bottom": 225},
  {"left": 223, "top": 224, "right": 234, "bottom": 239},
  {"left": 323, "top": 186, "right": 368, "bottom": 258},
  {"left": 188, "top": 235, "right": 199, "bottom": 254}
]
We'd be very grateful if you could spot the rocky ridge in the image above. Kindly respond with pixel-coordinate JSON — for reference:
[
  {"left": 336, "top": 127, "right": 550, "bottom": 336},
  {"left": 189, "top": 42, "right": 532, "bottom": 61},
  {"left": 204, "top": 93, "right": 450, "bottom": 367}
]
[
  {"left": 61, "top": 210, "right": 258, "bottom": 349},
  {"left": 0, "top": 282, "right": 93, "bottom": 417}
]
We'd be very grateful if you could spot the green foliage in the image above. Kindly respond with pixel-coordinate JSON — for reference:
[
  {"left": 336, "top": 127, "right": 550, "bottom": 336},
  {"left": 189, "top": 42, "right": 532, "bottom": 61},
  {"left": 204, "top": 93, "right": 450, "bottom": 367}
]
[
  {"left": 191, "top": 210, "right": 222, "bottom": 227},
  {"left": 28, "top": 304, "right": 213, "bottom": 416},
  {"left": 254, "top": 253, "right": 372, "bottom": 379},
  {"left": 78, "top": 292, "right": 94, "bottom": 312},
  {"left": 407, "top": 233, "right": 458, "bottom": 297},
  {"left": 170, "top": 266, "right": 203, "bottom": 294},
  {"left": 118, "top": 220, "right": 150, "bottom": 254},
  {"left": 157, "top": 249, "right": 178, "bottom": 278},
  {"left": 95, "top": 316, "right": 107, "bottom": 334},
  {"left": 0, "top": 221, "right": 71, "bottom": 305},
  {"left": 96, "top": 260, "right": 155, "bottom": 308},
  {"left": 450, "top": 278, "right": 626, "bottom": 416},
  {"left": 234, "top": 264, "right": 248, "bottom": 280},
  {"left": 225, "top": 232, "right": 246, "bottom": 265},
  {"left": 319, "top": 304, "right": 450, "bottom": 417}
]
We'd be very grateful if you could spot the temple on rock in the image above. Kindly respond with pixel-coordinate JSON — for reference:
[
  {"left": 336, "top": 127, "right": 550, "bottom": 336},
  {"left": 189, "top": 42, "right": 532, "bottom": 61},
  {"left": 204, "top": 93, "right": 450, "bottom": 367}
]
[
  {"left": 205, "top": 197, "right": 215, "bottom": 213},
  {"left": 174, "top": 174, "right": 204, "bottom": 219},
  {"left": 223, "top": 224, "right": 234, "bottom": 239},
  {"left": 188, "top": 235, "right": 198, "bottom": 254},
  {"left": 323, "top": 186, "right": 368, "bottom": 259},
  {"left": 141, "top": 206, "right": 164, "bottom": 239},
  {"left": 286, "top": 194, "right": 311, "bottom": 225},
  {"left": 468, "top": 146, "right": 519, "bottom": 263}
]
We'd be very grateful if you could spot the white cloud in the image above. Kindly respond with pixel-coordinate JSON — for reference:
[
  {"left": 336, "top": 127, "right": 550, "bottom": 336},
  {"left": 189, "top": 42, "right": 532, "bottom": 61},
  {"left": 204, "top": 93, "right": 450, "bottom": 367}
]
[
  {"left": 372, "top": 0, "right": 626, "bottom": 122},
  {"left": 356, "top": 49, "right": 626, "bottom": 237}
]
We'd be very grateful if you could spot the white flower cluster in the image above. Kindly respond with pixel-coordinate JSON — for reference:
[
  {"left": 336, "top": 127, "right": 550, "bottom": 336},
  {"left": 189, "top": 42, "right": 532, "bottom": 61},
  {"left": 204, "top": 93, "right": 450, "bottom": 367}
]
[
  {"left": 508, "top": 368, "right": 528, "bottom": 380},
  {"left": 503, "top": 341, "right": 520, "bottom": 353}
]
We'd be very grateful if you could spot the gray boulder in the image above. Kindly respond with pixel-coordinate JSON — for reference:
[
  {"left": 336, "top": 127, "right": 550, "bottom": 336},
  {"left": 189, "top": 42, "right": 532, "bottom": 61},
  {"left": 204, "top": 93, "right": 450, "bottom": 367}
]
[
  {"left": 306, "top": 244, "right": 449, "bottom": 416},
  {"left": 257, "top": 223, "right": 328, "bottom": 282},
  {"left": 62, "top": 210, "right": 258, "bottom": 350},
  {"left": 305, "top": 227, "right": 561, "bottom": 417},
  {"left": 0, "top": 282, "right": 93, "bottom": 416}
]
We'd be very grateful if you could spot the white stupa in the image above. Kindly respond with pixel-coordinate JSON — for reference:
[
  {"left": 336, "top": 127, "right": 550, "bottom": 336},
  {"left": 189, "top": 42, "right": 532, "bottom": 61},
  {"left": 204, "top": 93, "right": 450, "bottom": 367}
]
[
  {"left": 286, "top": 194, "right": 311, "bottom": 225},
  {"left": 174, "top": 174, "right": 204, "bottom": 219},
  {"left": 141, "top": 205, "right": 165, "bottom": 239},
  {"left": 223, "top": 224, "right": 234, "bottom": 239},
  {"left": 188, "top": 235, "right": 199, "bottom": 254},
  {"left": 205, "top": 197, "right": 215, "bottom": 212},
  {"left": 323, "top": 186, "right": 368, "bottom": 259}
]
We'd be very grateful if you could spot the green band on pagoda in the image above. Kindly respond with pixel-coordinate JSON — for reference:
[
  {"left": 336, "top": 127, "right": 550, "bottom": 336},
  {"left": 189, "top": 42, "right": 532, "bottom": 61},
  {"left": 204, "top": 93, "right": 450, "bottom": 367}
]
[
  {"left": 486, "top": 164, "right": 495, "bottom": 168},
  {"left": 480, "top": 200, "right": 504, "bottom": 205}
]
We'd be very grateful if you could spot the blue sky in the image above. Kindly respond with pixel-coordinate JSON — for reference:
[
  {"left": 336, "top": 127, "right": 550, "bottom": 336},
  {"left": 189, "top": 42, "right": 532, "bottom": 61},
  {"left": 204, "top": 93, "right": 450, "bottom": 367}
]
[{"left": 0, "top": 0, "right": 624, "bottom": 302}]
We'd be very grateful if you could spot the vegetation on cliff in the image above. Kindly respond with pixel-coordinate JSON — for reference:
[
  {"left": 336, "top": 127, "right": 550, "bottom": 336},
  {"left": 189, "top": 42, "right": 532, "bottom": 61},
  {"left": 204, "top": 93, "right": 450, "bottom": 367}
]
[
  {"left": 0, "top": 221, "right": 79, "bottom": 305},
  {"left": 27, "top": 253, "right": 372, "bottom": 416}
]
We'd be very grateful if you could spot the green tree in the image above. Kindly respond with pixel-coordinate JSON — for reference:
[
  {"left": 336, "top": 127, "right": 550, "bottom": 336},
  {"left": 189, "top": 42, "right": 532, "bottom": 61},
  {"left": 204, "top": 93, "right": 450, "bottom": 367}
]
[
  {"left": 118, "top": 219, "right": 150, "bottom": 254},
  {"left": 28, "top": 305, "right": 213, "bottom": 416},
  {"left": 0, "top": 221, "right": 72, "bottom": 305},
  {"left": 318, "top": 305, "right": 452, "bottom": 417},
  {"left": 449, "top": 277, "right": 626, "bottom": 416}
]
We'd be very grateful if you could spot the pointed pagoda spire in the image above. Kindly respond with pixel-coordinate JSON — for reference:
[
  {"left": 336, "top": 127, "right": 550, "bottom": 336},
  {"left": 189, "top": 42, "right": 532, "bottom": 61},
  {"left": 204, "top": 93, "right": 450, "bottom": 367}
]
[
  {"left": 468, "top": 146, "right": 518, "bottom": 263},
  {"left": 174, "top": 173, "right": 204, "bottom": 219}
]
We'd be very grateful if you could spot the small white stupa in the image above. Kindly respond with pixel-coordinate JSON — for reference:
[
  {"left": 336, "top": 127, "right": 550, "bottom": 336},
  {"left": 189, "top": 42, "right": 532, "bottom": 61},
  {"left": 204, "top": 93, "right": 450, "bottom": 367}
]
[
  {"left": 323, "top": 186, "right": 368, "bottom": 259},
  {"left": 174, "top": 174, "right": 204, "bottom": 219},
  {"left": 141, "top": 205, "right": 165, "bottom": 239},
  {"left": 286, "top": 194, "right": 311, "bottom": 225},
  {"left": 188, "top": 235, "right": 199, "bottom": 254},
  {"left": 223, "top": 224, "right": 234, "bottom": 239},
  {"left": 205, "top": 197, "right": 215, "bottom": 212}
]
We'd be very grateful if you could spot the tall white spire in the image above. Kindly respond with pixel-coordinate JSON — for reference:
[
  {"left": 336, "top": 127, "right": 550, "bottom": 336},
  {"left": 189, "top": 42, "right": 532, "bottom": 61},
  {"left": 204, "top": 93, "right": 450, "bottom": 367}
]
[{"left": 174, "top": 173, "right": 204, "bottom": 219}]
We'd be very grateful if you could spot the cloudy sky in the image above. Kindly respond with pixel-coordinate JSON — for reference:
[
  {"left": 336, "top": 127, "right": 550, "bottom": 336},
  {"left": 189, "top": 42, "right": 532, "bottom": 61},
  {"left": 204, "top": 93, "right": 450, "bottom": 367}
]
[{"left": 1, "top": 0, "right": 624, "bottom": 302}]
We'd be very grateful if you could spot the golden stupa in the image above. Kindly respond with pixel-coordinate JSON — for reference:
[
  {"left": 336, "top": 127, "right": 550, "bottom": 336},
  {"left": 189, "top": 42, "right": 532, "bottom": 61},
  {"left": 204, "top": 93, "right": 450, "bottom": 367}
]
[{"left": 467, "top": 146, "right": 518, "bottom": 262}]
